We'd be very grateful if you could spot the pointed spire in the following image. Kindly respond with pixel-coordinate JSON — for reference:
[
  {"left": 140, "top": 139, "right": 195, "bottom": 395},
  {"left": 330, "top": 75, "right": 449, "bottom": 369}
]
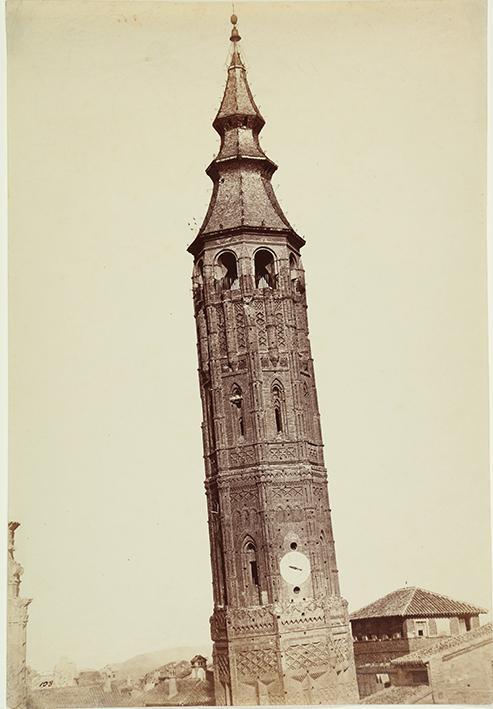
[
  {"left": 188, "top": 14, "right": 305, "bottom": 252},
  {"left": 213, "top": 15, "right": 264, "bottom": 132}
]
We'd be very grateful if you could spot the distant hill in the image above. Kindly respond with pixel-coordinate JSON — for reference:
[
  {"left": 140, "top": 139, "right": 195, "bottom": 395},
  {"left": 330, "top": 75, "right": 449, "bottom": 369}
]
[{"left": 110, "top": 644, "right": 212, "bottom": 680}]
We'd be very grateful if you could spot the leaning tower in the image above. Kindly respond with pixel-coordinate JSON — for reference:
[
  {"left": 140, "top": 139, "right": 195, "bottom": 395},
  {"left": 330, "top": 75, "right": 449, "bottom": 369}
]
[{"left": 188, "top": 17, "right": 358, "bottom": 706}]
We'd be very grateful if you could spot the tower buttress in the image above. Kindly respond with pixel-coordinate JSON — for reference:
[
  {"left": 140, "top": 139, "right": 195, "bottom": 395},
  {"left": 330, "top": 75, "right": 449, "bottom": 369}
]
[{"left": 188, "top": 16, "right": 358, "bottom": 705}]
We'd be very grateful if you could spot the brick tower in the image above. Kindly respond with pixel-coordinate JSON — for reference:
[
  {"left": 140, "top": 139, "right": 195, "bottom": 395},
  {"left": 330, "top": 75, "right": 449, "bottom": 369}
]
[{"left": 188, "top": 16, "right": 358, "bottom": 706}]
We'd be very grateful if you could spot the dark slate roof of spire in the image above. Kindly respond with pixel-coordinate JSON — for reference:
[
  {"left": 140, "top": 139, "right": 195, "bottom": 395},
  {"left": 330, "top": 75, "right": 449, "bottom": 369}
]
[
  {"left": 213, "top": 45, "right": 264, "bottom": 129},
  {"left": 350, "top": 587, "right": 488, "bottom": 620},
  {"left": 188, "top": 19, "right": 303, "bottom": 253}
]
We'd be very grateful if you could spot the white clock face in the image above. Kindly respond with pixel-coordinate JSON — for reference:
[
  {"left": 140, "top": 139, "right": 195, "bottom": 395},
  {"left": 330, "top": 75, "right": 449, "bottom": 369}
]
[{"left": 279, "top": 551, "right": 311, "bottom": 585}]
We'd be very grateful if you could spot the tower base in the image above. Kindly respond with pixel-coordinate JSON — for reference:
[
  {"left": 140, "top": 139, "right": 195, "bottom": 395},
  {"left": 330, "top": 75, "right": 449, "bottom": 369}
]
[{"left": 211, "top": 596, "right": 359, "bottom": 705}]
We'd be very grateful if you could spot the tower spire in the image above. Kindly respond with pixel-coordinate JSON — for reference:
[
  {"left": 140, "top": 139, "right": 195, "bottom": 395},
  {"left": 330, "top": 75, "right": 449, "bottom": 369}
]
[
  {"left": 213, "top": 14, "right": 264, "bottom": 138},
  {"left": 188, "top": 14, "right": 304, "bottom": 253}
]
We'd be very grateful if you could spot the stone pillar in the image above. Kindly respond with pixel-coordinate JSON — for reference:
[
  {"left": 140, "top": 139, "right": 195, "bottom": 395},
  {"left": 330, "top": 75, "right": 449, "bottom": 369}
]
[{"left": 7, "top": 522, "right": 32, "bottom": 709}]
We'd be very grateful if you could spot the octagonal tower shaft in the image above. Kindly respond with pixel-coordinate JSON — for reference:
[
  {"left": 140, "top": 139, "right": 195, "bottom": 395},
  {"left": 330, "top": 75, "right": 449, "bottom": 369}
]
[{"left": 188, "top": 20, "right": 358, "bottom": 706}]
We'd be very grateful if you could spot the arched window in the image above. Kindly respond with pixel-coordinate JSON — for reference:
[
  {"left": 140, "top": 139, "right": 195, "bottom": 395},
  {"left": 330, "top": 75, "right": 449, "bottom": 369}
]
[
  {"left": 303, "top": 380, "right": 313, "bottom": 437},
  {"left": 195, "top": 259, "right": 204, "bottom": 285},
  {"left": 274, "top": 407, "right": 282, "bottom": 433},
  {"left": 215, "top": 252, "right": 239, "bottom": 291},
  {"left": 289, "top": 253, "right": 298, "bottom": 284},
  {"left": 245, "top": 542, "right": 259, "bottom": 586},
  {"left": 193, "top": 259, "right": 204, "bottom": 303},
  {"left": 242, "top": 538, "right": 261, "bottom": 605},
  {"left": 230, "top": 385, "right": 245, "bottom": 439},
  {"left": 206, "top": 389, "right": 216, "bottom": 451},
  {"left": 254, "top": 249, "right": 276, "bottom": 289},
  {"left": 320, "top": 529, "right": 331, "bottom": 581},
  {"left": 289, "top": 254, "right": 305, "bottom": 293},
  {"left": 272, "top": 382, "right": 284, "bottom": 434}
]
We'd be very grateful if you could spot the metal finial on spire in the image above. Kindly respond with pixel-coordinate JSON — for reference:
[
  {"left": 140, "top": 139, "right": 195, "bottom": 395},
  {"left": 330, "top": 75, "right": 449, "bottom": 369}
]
[{"left": 230, "top": 13, "right": 241, "bottom": 42}]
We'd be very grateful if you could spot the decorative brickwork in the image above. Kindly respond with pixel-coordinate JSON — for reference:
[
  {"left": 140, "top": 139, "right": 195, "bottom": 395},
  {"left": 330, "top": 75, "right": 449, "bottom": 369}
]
[
  {"left": 284, "top": 642, "right": 331, "bottom": 672},
  {"left": 268, "top": 444, "right": 296, "bottom": 462},
  {"left": 229, "top": 446, "right": 255, "bottom": 468},
  {"left": 236, "top": 648, "right": 278, "bottom": 678},
  {"left": 215, "top": 654, "right": 230, "bottom": 683},
  {"left": 228, "top": 607, "right": 276, "bottom": 636}
]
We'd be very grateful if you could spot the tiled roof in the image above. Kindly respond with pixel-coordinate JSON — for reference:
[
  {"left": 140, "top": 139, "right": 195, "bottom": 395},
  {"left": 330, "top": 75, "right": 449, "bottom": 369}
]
[
  {"left": 28, "top": 685, "right": 141, "bottom": 708},
  {"left": 141, "top": 677, "right": 214, "bottom": 706},
  {"left": 356, "top": 661, "right": 393, "bottom": 670},
  {"left": 392, "top": 622, "right": 493, "bottom": 667},
  {"left": 350, "top": 586, "right": 488, "bottom": 620},
  {"left": 77, "top": 671, "right": 103, "bottom": 685},
  {"left": 149, "top": 660, "right": 191, "bottom": 680},
  {"left": 29, "top": 677, "right": 215, "bottom": 709},
  {"left": 360, "top": 684, "right": 432, "bottom": 704}
]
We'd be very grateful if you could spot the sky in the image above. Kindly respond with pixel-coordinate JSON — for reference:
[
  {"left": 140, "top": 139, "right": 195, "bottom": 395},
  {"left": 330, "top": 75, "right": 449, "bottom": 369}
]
[{"left": 7, "top": 0, "right": 490, "bottom": 674}]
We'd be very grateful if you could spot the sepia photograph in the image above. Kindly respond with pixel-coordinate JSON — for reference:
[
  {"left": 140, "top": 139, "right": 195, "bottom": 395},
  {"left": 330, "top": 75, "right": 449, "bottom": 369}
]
[{"left": 3, "top": 0, "right": 491, "bottom": 707}]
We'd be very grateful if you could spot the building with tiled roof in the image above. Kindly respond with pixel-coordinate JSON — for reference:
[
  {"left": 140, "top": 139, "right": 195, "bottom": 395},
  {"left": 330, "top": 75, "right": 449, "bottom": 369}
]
[
  {"left": 360, "top": 622, "right": 493, "bottom": 705},
  {"left": 141, "top": 676, "right": 215, "bottom": 707},
  {"left": 27, "top": 655, "right": 215, "bottom": 708},
  {"left": 350, "top": 586, "right": 488, "bottom": 699},
  {"left": 143, "top": 659, "right": 192, "bottom": 689},
  {"left": 351, "top": 586, "right": 487, "bottom": 620},
  {"left": 138, "top": 655, "right": 214, "bottom": 706}
]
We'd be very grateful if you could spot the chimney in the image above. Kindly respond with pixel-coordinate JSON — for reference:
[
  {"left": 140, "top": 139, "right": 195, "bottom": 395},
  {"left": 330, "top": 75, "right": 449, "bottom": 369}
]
[
  {"left": 167, "top": 666, "right": 178, "bottom": 698},
  {"left": 190, "top": 655, "right": 208, "bottom": 679},
  {"left": 103, "top": 666, "right": 113, "bottom": 694}
]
